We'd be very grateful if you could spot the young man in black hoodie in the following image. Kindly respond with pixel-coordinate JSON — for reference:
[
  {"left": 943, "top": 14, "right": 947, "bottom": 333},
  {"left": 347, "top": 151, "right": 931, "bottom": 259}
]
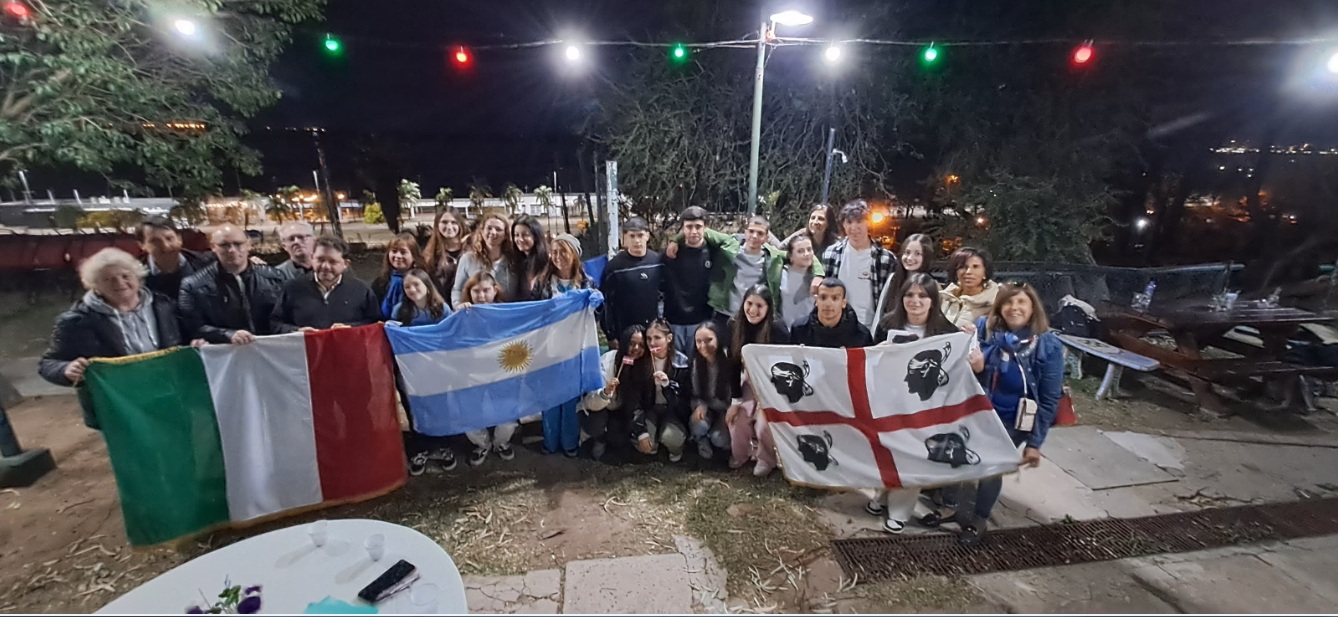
[
  {"left": 660, "top": 207, "right": 716, "bottom": 357},
  {"left": 791, "top": 278, "right": 874, "bottom": 348},
  {"left": 600, "top": 217, "right": 663, "bottom": 348}
]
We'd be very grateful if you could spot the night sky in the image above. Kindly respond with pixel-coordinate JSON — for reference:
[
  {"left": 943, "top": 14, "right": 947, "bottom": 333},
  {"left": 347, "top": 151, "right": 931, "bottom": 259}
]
[{"left": 21, "top": 1, "right": 1338, "bottom": 198}]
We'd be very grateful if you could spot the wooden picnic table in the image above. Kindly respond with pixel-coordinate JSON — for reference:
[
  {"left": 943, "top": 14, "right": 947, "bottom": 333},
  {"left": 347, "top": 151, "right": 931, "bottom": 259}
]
[{"left": 1097, "top": 299, "right": 1337, "bottom": 415}]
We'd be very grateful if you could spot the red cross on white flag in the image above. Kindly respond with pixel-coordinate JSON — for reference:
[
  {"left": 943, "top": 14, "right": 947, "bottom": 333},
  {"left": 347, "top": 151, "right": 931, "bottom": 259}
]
[{"left": 743, "top": 333, "right": 1021, "bottom": 490}]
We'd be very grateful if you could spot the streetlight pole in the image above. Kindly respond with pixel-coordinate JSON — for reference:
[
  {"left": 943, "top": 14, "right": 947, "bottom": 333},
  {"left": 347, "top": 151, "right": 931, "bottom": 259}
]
[
  {"left": 746, "top": 10, "right": 813, "bottom": 216},
  {"left": 820, "top": 127, "right": 836, "bottom": 205},
  {"left": 747, "top": 20, "right": 768, "bottom": 216}
]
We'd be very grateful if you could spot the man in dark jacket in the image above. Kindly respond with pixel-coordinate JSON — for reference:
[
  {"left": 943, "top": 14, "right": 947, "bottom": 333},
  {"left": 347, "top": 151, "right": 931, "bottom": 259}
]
[
  {"left": 661, "top": 207, "right": 720, "bottom": 357},
  {"left": 179, "top": 224, "right": 287, "bottom": 344},
  {"left": 138, "top": 215, "right": 214, "bottom": 300},
  {"left": 600, "top": 217, "right": 663, "bottom": 347},
  {"left": 271, "top": 235, "right": 381, "bottom": 333},
  {"left": 275, "top": 220, "right": 317, "bottom": 281},
  {"left": 791, "top": 278, "right": 874, "bottom": 348}
]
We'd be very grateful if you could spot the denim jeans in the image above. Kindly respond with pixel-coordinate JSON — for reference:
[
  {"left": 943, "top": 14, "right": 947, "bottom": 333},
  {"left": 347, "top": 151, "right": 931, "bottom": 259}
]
[{"left": 966, "top": 428, "right": 1028, "bottom": 523}]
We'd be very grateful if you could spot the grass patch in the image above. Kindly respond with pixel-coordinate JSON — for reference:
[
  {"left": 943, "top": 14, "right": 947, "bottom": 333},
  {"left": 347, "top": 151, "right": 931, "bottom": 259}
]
[
  {"left": 839, "top": 574, "right": 995, "bottom": 613},
  {"left": 683, "top": 474, "right": 832, "bottom": 601}
]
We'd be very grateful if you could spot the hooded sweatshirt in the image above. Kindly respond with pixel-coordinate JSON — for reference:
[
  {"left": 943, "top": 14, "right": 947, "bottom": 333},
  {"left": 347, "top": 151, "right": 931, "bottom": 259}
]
[
  {"left": 941, "top": 280, "right": 1001, "bottom": 329},
  {"left": 83, "top": 288, "right": 160, "bottom": 355},
  {"left": 790, "top": 306, "right": 874, "bottom": 349}
]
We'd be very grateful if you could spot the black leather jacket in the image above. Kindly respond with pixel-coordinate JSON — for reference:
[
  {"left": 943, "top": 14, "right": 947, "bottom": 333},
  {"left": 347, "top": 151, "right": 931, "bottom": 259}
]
[
  {"left": 38, "top": 292, "right": 183, "bottom": 429},
  {"left": 178, "top": 263, "right": 287, "bottom": 343}
]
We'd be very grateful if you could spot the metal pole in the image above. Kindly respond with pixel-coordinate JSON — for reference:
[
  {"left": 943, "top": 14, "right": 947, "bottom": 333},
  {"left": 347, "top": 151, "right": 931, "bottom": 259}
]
[
  {"left": 313, "top": 132, "right": 343, "bottom": 238},
  {"left": 746, "top": 20, "right": 768, "bottom": 215},
  {"left": 18, "top": 170, "right": 32, "bottom": 204},
  {"left": 605, "top": 161, "right": 619, "bottom": 256},
  {"left": 820, "top": 127, "right": 836, "bottom": 206}
]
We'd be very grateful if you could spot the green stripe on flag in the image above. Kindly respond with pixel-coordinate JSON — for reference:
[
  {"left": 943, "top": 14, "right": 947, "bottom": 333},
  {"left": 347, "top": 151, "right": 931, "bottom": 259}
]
[{"left": 85, "top": 348, "right": 230, "bottom": 546}]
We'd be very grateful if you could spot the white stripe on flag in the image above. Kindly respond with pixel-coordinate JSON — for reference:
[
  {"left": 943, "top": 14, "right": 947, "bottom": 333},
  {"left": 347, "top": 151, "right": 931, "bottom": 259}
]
[
  {"left": 200, "top": 333, "right": 324, "bottom": 522},
  {"left": 394, "top": 308, "right": 593, "bottom": 397}
]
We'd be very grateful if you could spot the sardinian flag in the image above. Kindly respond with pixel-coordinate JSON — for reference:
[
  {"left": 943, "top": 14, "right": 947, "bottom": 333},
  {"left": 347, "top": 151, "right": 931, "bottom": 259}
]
[{"left": 743, "top": 333, "right": 1020, "bottom": 490}]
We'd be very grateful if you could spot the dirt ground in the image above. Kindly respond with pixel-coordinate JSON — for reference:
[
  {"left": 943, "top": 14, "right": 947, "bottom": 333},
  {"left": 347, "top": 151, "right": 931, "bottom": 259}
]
[{"left": 4, "top": 286, "right": 1337, "bottom": 613}]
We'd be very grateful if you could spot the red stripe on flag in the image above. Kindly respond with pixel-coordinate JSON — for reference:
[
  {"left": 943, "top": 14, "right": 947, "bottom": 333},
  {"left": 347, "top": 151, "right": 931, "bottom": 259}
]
[
  {"left": 765, "top": 394, "right": 996, "bottom": 433},
  {"left": 846, "top": 348, "right": 902, "bottom": 487},
  {"left": 305, "top": 324, "right": 407, "bottom": 501}
]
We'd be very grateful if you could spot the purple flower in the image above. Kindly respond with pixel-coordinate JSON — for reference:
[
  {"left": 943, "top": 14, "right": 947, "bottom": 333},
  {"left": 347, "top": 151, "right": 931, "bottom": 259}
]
[
  {"left": 237, "top": 596, "right": 262, "bottom": 614},
  {"left": 244, "top": 585, "right": 262, "bottom": 595},
  {"left": 185, "top": 606, "right": 206, "bottom": 614}
]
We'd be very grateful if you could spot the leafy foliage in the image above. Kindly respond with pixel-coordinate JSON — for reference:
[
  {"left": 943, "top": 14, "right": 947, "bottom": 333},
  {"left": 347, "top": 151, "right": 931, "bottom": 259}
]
[
  {"left": 398, "top": 179, "right": 421, "bottom": 217},
  {"left": 0, "top": 0, "right": 325, "bottom": 196},
  {"left": 52, "top": 204, "right": 85, "bottom": 229},
  {"left": 363, "top": 203, "right": 384, "bottom": 225},
  {"left": 434, "top": 187, "right": 453, "bottom": 209}
]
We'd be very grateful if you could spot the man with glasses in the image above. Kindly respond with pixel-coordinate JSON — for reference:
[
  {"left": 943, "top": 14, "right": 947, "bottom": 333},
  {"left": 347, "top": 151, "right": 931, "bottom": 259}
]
[
  {"left": 276, "top": 221, "right": 317, "bottom": 281},
  {"left": 179, "top": 224, "right": 287, "bottom": 345}
]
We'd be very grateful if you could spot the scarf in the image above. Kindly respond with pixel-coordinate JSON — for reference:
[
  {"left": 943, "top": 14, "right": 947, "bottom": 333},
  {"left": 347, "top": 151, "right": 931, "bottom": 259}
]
[
  {"left": 380, "top": 271, "right": 405, "bottom": 320},
  {"left": 84, "top": 288, "right": 159, "bottom": 355}
]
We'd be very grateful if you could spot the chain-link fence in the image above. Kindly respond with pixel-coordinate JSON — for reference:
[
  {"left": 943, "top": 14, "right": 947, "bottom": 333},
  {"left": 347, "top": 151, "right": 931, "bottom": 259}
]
[{"left": 989, "top": 261, "right": 1241, "bottom": 314}]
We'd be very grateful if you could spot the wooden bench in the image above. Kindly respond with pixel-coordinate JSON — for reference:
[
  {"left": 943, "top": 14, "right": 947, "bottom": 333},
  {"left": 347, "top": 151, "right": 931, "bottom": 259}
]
[{"left": 1057, "top": 334, "right": 1161, "bottom": 400}]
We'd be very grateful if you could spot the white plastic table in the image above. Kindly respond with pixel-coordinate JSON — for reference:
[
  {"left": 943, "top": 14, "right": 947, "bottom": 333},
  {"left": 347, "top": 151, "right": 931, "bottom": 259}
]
[{"left": 98, "top": 519, "right": 467, "bottom": 614}]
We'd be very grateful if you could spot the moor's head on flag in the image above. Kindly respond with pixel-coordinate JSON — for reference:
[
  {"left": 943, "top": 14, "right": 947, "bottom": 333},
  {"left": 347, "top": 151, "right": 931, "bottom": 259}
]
[
  {"left": 769, "top": 360, "right": 814, "bottom": 404},
  {"left": 905, "top": 341, "right": 953, "bottom": 401}
]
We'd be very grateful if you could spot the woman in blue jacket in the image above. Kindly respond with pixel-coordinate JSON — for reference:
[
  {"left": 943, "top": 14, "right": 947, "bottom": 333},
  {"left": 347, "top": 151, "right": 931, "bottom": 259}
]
[{"left": 921, "top": 282, "right": 1065, "bottom": 547}]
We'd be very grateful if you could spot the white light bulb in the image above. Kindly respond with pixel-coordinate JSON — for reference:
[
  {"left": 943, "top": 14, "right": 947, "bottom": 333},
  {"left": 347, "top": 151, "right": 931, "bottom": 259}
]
[
  {"left": 565, "top": 45, "right": 582, "bottom": 62},
  {"left": 1327, "top": 51, "right": 1338, "bottom": 75},
  {"left": 824, "top": 45, "right": 842, "bottom": 64},
  {"left": 173, "top": 18, "right": 197, "bottom": 37}
]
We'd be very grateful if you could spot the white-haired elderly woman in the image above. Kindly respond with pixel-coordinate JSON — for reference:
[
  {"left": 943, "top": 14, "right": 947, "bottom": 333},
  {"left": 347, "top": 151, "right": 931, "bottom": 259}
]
[{"left": 39, "top": 247, "right": 186, "bottom": 429}]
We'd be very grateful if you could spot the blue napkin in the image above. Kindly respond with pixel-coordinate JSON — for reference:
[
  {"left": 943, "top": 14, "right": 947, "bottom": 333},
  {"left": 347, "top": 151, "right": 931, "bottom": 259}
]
[{"left": 304, "top": 596, "right": 378, "bottom": 614}]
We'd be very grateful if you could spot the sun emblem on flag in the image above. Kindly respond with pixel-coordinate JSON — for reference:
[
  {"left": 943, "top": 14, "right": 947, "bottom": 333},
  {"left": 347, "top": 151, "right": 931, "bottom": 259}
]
[{"left": 499, "top": 341, "right": 533, "bottom": 373}]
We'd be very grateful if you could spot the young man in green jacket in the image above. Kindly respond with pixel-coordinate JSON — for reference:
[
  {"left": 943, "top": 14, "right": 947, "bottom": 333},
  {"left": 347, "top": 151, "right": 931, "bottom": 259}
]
[{"left": 667, "top": 215, "right": 824, "bottom": 331}]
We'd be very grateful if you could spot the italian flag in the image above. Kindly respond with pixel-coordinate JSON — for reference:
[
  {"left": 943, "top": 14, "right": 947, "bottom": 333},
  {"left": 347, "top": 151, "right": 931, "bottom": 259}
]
[{"left": 84, "top": 325, "right": 407, "bottom": 547}]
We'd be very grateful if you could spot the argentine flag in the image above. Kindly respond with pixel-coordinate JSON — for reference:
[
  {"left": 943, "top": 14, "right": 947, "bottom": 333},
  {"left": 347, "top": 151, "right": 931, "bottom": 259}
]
[{"left": 384, "top": 289, "right": 606, "bottom": 436}]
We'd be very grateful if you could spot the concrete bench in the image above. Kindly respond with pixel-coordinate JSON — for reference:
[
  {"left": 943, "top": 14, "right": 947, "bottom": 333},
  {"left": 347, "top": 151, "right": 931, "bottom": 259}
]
[{"left": 1058, "top": 334, "right": 1161, "bottom": 400}]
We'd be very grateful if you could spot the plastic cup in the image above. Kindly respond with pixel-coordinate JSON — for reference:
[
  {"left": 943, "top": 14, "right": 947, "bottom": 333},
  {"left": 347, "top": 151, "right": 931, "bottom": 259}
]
[
  {"left": 308, "top": 520, "right": 328, "bottom": 547},
  {"left": 365, "top": 533, "right": 385, "bottom": 562},
  {"left": 410, "top": 583, "right": 439, "bottom": 613}
]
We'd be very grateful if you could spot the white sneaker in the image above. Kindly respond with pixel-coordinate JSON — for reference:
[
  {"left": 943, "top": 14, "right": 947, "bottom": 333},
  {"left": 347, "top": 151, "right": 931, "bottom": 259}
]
[
  {"left": 668, "top": 452, "right": 683, "bottom": 463},
  {"left": 882, "top": 518, "right": 906, "bottom": 534},
  {"left": 753, "top": 461, "right": 776, "bottom": 477}
]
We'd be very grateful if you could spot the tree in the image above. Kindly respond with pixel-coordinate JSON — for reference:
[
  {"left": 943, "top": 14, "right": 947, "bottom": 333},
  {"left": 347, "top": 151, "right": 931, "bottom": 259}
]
[
  {"left": 434, "top": 187, "right": 453, "bottom": 211},
  {"left": 267, "top": 185, "right": 301, "bottom": 222},
  {"left": 0, "top": 0, "right": 326, "bottom": 198},
  {"left": 467, "top": 180, "right": 492, "bottom": 214},
  {"left": 397, "top": 179, "right": 421, "bottom": 224},
  {"left": 501, "top": 183, "right": 523, "bottom": 216},
  {"left": 534, "top": 185, "right": 553, "bottom": 212}
]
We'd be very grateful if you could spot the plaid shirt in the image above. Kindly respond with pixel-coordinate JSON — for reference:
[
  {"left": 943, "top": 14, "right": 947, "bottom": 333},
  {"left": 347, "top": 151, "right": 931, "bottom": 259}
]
[{"left": 821, "top": 237, "right": 900, "bottom": 302}]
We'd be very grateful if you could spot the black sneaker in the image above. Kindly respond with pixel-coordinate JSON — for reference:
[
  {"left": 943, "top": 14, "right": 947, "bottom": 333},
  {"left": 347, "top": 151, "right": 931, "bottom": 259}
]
[
  {"left": 434, "top": 449, "right": 457, "bottom": 471},
  {"left": 958, "top": 523, "right": 985, "bottom": 547},
  {"left": 468, "top": 447, "right": 489, "bottom": 467},
  {"left": 865, "top": 500, "right": 888, "bottom": 517},
  {"left": 495, "top": 444, "right": 515, "bottom": 461},
  {"left": 408, "top": 452, "right": 428, "bottom": 476}
]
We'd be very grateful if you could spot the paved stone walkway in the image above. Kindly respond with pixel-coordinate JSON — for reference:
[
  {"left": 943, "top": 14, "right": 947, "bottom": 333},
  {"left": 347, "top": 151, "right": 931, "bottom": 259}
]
[{"left": 457, "top": 424, "right": 1338, "bottom": 613}]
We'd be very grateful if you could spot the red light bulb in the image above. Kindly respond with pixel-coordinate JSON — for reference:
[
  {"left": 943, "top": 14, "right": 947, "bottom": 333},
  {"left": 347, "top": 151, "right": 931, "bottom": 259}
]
[
  {"left": 4, "top": 1, "right": 30, "bottom": 19},
  {"left": 453, "top": 47, "right": 470, "bottom": 65},
  {"left": 1072, "top": 44, "right": 1094, "bottom": 65}
]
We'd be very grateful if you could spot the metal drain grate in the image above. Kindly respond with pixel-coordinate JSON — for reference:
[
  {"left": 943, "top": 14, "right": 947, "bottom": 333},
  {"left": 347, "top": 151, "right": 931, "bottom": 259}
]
[{"left": 831, "top": 497, "right": 1338, "bottom": 581}]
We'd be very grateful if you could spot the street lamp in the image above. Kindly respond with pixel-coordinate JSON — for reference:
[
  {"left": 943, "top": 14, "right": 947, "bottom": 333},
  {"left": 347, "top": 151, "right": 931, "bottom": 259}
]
[{"left": 748, "top": 9, "right": 815, "bottom": 215}]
